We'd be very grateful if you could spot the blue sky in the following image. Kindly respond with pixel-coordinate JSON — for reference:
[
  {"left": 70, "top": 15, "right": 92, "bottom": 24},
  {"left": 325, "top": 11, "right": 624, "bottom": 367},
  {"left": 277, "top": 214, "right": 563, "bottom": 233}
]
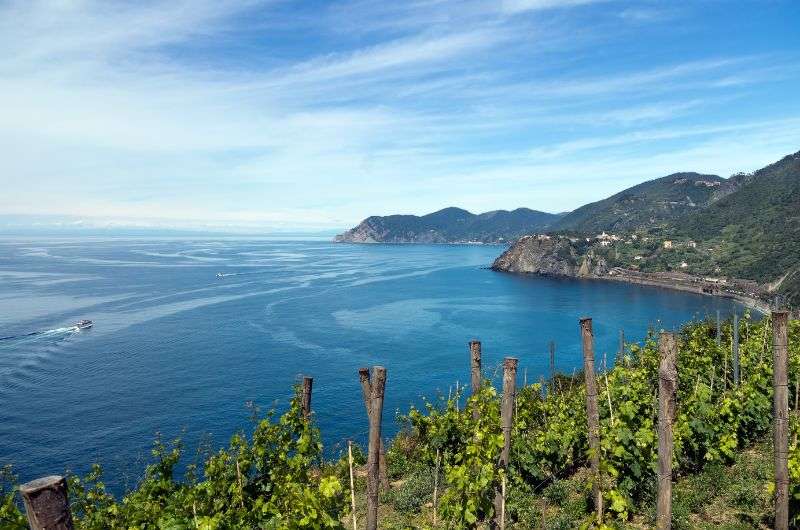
[{"left": 2, "top": 0, "right": 799, "bottom": 232}]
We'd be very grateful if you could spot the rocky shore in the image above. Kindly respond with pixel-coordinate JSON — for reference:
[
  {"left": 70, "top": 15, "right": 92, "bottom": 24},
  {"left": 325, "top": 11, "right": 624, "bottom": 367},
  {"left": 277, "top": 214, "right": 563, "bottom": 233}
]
[{"left": 492, "top": 235, "right": 772, "bottom": 314}]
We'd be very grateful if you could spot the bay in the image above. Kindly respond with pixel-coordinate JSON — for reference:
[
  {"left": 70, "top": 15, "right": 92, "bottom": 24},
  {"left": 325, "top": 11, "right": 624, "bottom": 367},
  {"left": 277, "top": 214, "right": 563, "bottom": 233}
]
[{"left": 0, "top": 237, "right": 743, "bottom": 491}]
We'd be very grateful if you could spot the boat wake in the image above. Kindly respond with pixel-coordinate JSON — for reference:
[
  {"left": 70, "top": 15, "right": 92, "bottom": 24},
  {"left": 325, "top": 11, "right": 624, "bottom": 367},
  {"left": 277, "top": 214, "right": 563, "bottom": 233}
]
[{"left": 0, "top": 326, "right": 80, "bottom": 342}]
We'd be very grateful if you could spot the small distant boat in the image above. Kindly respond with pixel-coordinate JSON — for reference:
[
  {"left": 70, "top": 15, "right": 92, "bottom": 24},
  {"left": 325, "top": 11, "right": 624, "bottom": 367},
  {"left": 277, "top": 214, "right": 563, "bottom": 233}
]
[
  {"left": 74, "top": 319, "right": 93, "bottom": 330},
  {"left": 216, "top": 272, "right": 225, "bottom": 278}
]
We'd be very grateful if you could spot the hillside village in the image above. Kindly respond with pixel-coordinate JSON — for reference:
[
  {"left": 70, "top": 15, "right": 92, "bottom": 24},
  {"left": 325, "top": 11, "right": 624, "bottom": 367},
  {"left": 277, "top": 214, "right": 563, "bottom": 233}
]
[{"left": 495, "top": 230, "right": 773, "bottom": 312}]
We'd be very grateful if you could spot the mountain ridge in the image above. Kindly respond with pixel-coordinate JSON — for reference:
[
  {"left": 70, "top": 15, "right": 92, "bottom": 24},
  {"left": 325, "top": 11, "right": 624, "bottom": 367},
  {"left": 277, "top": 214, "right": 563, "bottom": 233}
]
[
  {"left": 552, "top": 172, "right": 734, "bottom": 234},
  {"left": 335, "top": 207, "right": 563, "bottom": 244}
]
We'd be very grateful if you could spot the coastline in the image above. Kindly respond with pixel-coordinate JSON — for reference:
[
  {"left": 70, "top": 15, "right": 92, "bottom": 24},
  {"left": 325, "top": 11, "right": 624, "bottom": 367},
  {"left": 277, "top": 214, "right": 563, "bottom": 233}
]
[
  {"left": 596, "top": 269, "right": 771, "bottom": 315},
  {"left": 493, "top": 266, "right": 771, "bottom": 315},
  {"left": 336, "top": 239, "right": 776, "bottom": 315}
]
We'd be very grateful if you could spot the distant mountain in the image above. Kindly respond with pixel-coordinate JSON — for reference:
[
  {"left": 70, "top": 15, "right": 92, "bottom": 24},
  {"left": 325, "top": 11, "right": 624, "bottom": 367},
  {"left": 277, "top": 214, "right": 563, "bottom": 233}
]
[
  {"left": 335, "top": 207, "right": 563, "bottom": 244},
  {"left": 553, "top": 172, "right": 736, "bottom": 233}
]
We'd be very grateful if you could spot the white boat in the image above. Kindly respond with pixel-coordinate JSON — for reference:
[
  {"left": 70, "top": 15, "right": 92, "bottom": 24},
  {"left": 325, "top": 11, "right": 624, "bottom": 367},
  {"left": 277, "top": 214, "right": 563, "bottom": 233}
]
[{"left": 75, "top": 319, "right": 93, "bottom": 330}]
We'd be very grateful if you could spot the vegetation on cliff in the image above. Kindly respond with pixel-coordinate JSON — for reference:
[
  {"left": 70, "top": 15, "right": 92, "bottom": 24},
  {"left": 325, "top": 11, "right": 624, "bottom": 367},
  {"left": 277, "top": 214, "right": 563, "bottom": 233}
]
[
  {"left": 552, "top": 172, "right": 732, "bottom": 234},
  {"left": 495, "top": 150, "right": 800, "bottom": 307},
  {"left": 678, "top": 151, "right": 800, "bottom": 305},
  {"left": 2, "top": 315, "right": 800, "bottom": 528},
  {"left": 335, "top": 207, "right": 562, "bottom": 244}
]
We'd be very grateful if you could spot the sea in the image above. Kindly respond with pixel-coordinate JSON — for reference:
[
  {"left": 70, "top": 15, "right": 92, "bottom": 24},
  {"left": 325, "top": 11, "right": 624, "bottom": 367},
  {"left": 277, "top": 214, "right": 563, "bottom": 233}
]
[{"left": 0, "top": 237, "right": 744, "bottom": 493}]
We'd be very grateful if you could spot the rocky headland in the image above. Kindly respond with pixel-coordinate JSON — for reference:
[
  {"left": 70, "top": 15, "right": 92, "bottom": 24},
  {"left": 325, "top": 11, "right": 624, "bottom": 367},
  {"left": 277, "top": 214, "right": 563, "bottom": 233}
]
[{"left": 491, "top": 234, "right": 773, "bottom": 313}]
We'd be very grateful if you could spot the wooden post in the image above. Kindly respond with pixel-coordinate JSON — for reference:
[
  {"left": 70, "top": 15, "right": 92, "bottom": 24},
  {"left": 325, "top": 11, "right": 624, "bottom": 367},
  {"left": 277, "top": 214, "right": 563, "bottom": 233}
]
[
  {"left": 433, "top": 448, "right": 440, "bottom": 526},
  {"left": 494, "top": 357, "right": 517, "bottom": 527},
  {"left": 500, "top": 475, "right": 507, "bottom": 530},
  {"left": 716, "top": 310, "right": 721, "bottom": 346},
  {"left": 470, "top": 340, "right": 482, "bottom": 395},
  {"left": 580, "top": 317, "right": 603, "bottom": 523},
  {"left": 301, "top": 376, "right": 313, "bottom": 418},
  {"left": 500, "top": 357, "right": 518, "bottom": 467},
  {"left": 723, "top": 336, "right": 728, "bottom": 392},
  {"left": 470, "top": 340, "right": 482, "bottom": 420},
  {"left": 348, "top": 441, "right": 358, "bottom": 530},
  {"left": 619, "top": 329, "right": 625, "bottom": 358},
  {"left": 657, "top": 333, "right": 678, "bottom": 530},
  {"left": 549, "top": 341, "right": 556, "bottom": 381},
  {"left": 773, "top": 311, "right": 789, "bottom": 530},
  {"left": 20, "top": 475, "right": 74, "bottom": 530},
  {"left": 359, "top": 367, "right": 389, "bottom": 490},
  {"left": 366, "top": 366, "right": 386, "bottom": 530},
  {"left": 236, "top": 460, "right": 244, "bottom": 509},
  {"left": 732, "top": 313, "right": 740, "bottom": 386}
]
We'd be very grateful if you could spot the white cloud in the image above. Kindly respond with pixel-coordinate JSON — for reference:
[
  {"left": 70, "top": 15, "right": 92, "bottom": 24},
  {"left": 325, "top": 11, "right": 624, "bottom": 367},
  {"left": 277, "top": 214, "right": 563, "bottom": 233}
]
[
  {"left": 502, "top": 0, "right": 612, "bottom": 14},
  {"left": 0, "top": 0, "right": 798, "bottom": 229}
]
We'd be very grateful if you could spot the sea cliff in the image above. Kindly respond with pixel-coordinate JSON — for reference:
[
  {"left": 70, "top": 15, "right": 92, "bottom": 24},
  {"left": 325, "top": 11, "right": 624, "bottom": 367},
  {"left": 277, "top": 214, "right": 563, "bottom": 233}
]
[{"left": 492, "top": 235, "right": 773, "bottom": 313}]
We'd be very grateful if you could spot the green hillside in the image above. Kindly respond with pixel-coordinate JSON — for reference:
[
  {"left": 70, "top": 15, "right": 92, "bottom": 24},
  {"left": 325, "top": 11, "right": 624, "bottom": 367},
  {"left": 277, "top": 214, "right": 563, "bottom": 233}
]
[
  {"left": 538, "top": 150, "right": 800, "bottom": 307},
  {"left": 335, "top": 207, "right": 562, "bottom": 243},
  {"left": 679, "top": 151, "right": 800, "bottom": 294},
  {"left": 554, "top": 172, "right": 733, "bottom": 234}
]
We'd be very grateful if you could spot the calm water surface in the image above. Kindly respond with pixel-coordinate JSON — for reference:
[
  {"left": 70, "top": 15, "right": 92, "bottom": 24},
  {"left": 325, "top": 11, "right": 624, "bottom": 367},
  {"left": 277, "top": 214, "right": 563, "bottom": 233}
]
[{"left": 0, "top": 237, "right": 743, "bottom": 491}]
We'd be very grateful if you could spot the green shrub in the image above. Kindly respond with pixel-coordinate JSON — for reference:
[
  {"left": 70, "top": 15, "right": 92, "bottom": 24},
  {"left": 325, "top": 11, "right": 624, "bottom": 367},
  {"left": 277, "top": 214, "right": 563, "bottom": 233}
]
[{"left": 386, "top": 468, "right": 435, "bottom": 513}]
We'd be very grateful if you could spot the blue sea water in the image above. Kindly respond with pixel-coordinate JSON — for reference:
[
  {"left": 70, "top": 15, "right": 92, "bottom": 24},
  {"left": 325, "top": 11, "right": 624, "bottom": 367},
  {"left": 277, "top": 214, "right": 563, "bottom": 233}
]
[{"left": 0, "top": 237, "right": 743, "bottom": 492}]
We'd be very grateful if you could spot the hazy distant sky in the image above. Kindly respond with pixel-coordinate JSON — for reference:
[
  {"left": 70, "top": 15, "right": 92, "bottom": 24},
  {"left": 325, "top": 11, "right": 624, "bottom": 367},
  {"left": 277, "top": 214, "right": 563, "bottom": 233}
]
[{"left": 2, "top": 0, "right": 800, "bottom": 231}]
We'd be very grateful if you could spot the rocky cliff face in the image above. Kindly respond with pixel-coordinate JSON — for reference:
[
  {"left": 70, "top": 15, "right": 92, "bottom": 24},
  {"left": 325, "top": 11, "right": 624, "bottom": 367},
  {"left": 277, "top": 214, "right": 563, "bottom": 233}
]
[{"left": 491, "top": 235, "right": 609, "bottom": 278}]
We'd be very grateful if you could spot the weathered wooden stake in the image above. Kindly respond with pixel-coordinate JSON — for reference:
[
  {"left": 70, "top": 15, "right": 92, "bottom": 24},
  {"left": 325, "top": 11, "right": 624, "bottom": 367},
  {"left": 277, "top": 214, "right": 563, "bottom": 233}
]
[
  {"left": 301, "top": 376, "right": 313, "bottom": 418},
  {"left": 236, "top": 460, "right": 244, "bottom": 509},
  {"left": 657, "top": 332, "right": 678, "bottom": 530},
  {"left": 716, "top": 310, "right": 721, "bottom": 346},
  {"left": 549, "top": 340, "right": 556, "bottom": 381},
  {"left": 796, "top": 378, "right": 799, "bottom": 413},
  {"left": 773, "top": 311, "right": 789, "bottom": 530},
  {"left": 470, "top": 340, "right": 482, "bottom": 420},
  {"left": 604, "top": 368, "right": 615, "bottom": 427},
  {"left": 358, "top": 367, "right": 389, "bottom": 490},
  {"left": 494, "top": 357, "right": 518, "bottom": 527},
  {"left": 366, "top": 366, "right": 387, "bottom": 530},
  {"left": 500, "top": 357, "right": 518, "bottom": 467},
  {"left": 348, "top": 441, "right": 357, "bottom": 530},
  {"left": 732, "top": 313, "right": 740, "bottom": 386},
  {"left": 433, "top": 448, "right": 441, "bottom": 526},
  {"left": 580, "top": 317, "right": 603, "bottom": 523},
  {"left": 723, "top": 335, "right": 728, "bottom": 392},
  {"left": 20, "top": 475, "right": 74, "bottom": 530},
  {"left": 500, "top": 475, "right": 507, "bottom": 530},
  {"left": 619, "top": 329, "right": 625, "bottom": 358}
]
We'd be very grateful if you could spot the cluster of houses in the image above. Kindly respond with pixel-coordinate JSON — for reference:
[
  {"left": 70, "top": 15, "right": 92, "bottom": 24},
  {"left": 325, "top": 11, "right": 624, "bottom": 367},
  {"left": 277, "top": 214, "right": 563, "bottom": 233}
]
[
  {"left": 581, "top": 232, "right": 705, "bottom": 272},
  {"left": 662, "top": 239, "right": 697, "bottom": 250},
  {"left": 530, "top": 231, "right": 703, "bottom": 271},
  {"left": 587, "top": 232, "right": 700, "bottom": 253}
]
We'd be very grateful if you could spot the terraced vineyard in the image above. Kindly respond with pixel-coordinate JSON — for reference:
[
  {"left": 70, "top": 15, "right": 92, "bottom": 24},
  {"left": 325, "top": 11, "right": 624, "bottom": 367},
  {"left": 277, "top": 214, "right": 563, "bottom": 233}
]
[{"left": 2, "top": 314, "right": 799, "bottom": 529}]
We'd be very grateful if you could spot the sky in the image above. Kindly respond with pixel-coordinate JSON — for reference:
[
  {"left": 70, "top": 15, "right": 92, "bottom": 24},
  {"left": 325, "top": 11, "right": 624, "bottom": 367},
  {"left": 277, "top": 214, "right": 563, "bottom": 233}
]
[{"left": 2, "top": 0, "right": 800, "bottom": 232}]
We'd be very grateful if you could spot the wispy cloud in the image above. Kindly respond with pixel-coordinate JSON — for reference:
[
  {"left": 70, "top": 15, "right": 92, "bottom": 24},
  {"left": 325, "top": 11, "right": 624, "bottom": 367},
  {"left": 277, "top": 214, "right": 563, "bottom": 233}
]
[
  {"left": 1, "top": 0, "right": 798, "bottom": 229},
  {"left": 269, "top": 29, "right": 505, "bottom": 86},
  {"left": 502, "top": 0, "right": 612, "bottom": 14},
  {"left": 527, "top": 117, "right": 800, "bottom": 160}
]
